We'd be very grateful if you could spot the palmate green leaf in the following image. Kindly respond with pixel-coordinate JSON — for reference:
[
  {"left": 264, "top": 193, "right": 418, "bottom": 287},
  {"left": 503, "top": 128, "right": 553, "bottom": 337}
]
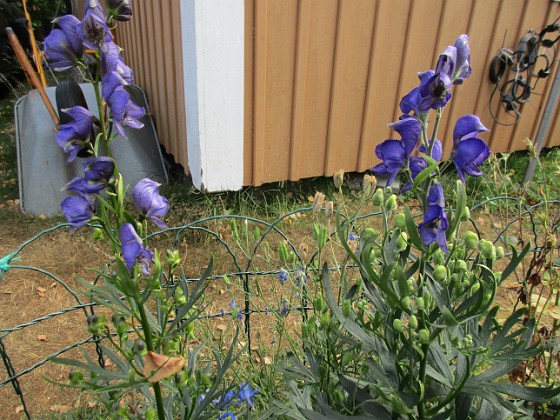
[
  {"left": 500, "top": 242, "right": 531, "bottom": 284},
  {"left": 485, "top": 382, "right": 560, "bottom": 403},
  {"left": 337, "top": 375, "right": 392, "bottom": 419},
  {"left": 428, "top": 341, "right": 454, "bottom": 386}
]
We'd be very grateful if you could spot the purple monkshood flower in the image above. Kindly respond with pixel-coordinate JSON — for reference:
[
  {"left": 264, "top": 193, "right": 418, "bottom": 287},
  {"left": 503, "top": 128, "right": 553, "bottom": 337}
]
[
  {"left": 371, "top": 118, "right": 421, "bottom": 186},
  {"left": 401, "top": 35, "right": 471, "bottom": 114},
  {"left": 132, "top": 178, "right": 169, "bottom": 228},
  {"left": 56, "top": 106, "right": 94, "bottom": 161},
  {"left": 107, "top": 0, "right": 133, "bottom": 22},
  {"left": 61, "top": 193, "right": 96, "bottom": 230},
  {"left": 106, "top": 87, "right": 145, "bottom": 136},
  {"left": 418, "top": 184, "right": 448, "bottom": 253},
  {"left": 43, "top": 15, "right": 85, "bottom": 71},
  {"left": 65, "top": 157, "right": 115, "bottom": 194},
  {"left": 119, "top": 223, "right": 154, "bottom": 275},
  {"left": 80, "top": 0, "right": 113, "bottom": 49},
  {"left": 219, "top": 412, "right": 236, "bottom": 420},
  {"left": 451, "top": 115, "right": 490, "bottom": 182},
  {"left": 453, "top": 34, "right": 471, "bottom": 84}
]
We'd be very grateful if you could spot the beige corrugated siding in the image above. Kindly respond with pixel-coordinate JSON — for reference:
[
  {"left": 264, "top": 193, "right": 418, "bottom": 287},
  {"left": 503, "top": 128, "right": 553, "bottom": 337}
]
[
  {"left": 245, "top": 0, "right": 560, "bottom": 186},
  {"left": 77, "top": 1, "right": 560, "bottom": 187}
]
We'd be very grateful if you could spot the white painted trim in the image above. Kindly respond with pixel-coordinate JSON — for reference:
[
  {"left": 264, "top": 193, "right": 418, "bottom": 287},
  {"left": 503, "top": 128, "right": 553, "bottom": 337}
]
[{"left": 180, "top": 0, "right": 245, "bottom": 192}]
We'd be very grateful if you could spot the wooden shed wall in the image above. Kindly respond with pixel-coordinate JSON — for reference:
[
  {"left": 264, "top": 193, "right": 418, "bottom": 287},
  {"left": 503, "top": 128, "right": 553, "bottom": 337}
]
[{"left": 245, "top": 0, "right": 560, "bottom": 186}]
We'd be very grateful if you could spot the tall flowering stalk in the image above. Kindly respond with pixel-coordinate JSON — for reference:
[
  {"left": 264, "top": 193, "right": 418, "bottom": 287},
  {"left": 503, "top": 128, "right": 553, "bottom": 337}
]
[
  {"left": 44, "top": 2, "right": 254, "bottom": 418},
  {"left": 275, "top": 35, "right": 560, "bottom": 418}
]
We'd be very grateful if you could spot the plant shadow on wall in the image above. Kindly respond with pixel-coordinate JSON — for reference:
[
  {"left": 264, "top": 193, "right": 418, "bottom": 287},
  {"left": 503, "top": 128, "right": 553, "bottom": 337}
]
[{"left": 265, "top": 35, "right": 560, "bottom": 419}]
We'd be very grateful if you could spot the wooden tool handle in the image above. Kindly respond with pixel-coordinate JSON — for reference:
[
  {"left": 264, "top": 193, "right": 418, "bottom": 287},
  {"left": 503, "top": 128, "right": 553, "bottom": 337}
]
[{"left": 6, "top": 27, "right": 59, "bottom": 126}]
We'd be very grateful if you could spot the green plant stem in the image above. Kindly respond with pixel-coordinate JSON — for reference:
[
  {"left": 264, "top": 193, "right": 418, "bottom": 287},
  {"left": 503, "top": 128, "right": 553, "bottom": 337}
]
[{"left": 136, "top": 295, "right": 166, "bottom": 420}]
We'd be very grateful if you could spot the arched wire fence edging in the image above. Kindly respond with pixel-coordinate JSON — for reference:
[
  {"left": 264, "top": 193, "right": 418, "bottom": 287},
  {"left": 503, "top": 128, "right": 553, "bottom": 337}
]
[{"left": 0, "top": 198, "right": 558, "bottom": 417}]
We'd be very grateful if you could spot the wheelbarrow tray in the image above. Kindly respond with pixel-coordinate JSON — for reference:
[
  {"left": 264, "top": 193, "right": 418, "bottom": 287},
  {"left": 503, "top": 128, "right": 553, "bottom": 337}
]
[{"left": 14, "top": 83, "right": 168, "bottom": 217}]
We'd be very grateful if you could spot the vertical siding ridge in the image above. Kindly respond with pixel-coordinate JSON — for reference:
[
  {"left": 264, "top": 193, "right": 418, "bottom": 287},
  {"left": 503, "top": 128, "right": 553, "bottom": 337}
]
[
  {"left": 357, "top": 0, "right": 380, "bottom": 170},
  {"left": 289, "top": 0, "right": 312, "bottom": 181},
  {"left": 252, "top": 0, "right": 268, "bottom": 185},
  {"left": 391, "top": 0, "right": 415, "bottom": 125},
  {"left": 323, "top": 0, "right": 342, "bottom": 175}
]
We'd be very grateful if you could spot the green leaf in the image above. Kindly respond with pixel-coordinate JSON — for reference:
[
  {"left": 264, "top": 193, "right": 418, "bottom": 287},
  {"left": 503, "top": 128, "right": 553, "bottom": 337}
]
[
  {"left": 501, "top": 243, "right": 531, "bottom": 283},
  {"left": 412, "top": 158, "right": 438, "bottom": 191},
  {"left": 485, "top": 382, "right": 560, "bottom": 403},
  {"left": 404, "top": 206, "right": 427, "bottom": 252},
  {"left": 51, "top": 357, "right": 128, "bottom": 381}
]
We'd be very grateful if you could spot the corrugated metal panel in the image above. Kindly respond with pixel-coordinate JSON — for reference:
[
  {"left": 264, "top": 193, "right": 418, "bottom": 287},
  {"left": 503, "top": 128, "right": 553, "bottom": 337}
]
[
  {"left": 246, "top": 0, "right": 560, "bottom": 186},
  {"left": 74, "top": 0, "right": 188, "bottom": 172}
]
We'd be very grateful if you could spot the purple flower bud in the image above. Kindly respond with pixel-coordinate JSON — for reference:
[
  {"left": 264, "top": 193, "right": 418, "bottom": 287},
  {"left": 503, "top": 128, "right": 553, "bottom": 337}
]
[
  {"left": 61, "top": 193, "right": 96, "bottom": 230},
  {"left": 453, "top": 34, "right": 471, "bottom": 84},
  {"left": 119, "top": 223, "right": 154, "bottom": 275},
  {"left": 43, "top": 15, "right": 85, "bottom": 71},
  {"left": 56, "top": 106, "right": 94, "bottom": 162},
  {"left": 107, "top": 0, "right": 133, "bottom": 22},
  {"left": 132, "top": 178, "right": 169, "bottom": 228}
]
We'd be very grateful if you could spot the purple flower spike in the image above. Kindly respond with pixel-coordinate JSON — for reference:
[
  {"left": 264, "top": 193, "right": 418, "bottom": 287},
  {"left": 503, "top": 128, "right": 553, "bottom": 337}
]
[
  {"left": 61, "top": 193, "right": 96, "bottom": 230},
  {"left": 371, "top": 118, "right": 421, "bottom": 186},
  {"left": 453, "top": 35, "right": 471, "bottom": 84},
  {"left": 132, "top": 178, "right": 169, "bottom": 228},
  {"left": 80, "top": 0, "right": 113, "bottom": 49},
  {"left": 56, "top": 106, "right": 94, "bottom": 161},
  {"left": 451, "top": 115, "right": 490, "bottom": 182},
  {"left": 43, "top": 15, "right": 84, "bottom": 71},
  {"left": 119, "top": 223, "right": 154, "bottom": 275},
  {"left": 65, "top": 157, "right": 115, "bottom": 194}
]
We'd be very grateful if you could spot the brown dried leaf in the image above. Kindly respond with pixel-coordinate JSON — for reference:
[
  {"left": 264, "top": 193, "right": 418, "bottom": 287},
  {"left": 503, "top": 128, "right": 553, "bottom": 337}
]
[
  {"left": 15, "top": 406, "right": 24, "bottom": 414},
  {"left": 37, "top": 335, "right": 47, "bottom": 341},
  {"left": 264, "top": 357, "right": 272, "bottom": 366},
  {"left": 143, "top": 352, "right": 186, "bottom": 383},
  {"left": 216, "top": 324, "right": 227, "bottom": 332},
  {"left": 37, "top": 287, "right": 47, "bottom": 293}
]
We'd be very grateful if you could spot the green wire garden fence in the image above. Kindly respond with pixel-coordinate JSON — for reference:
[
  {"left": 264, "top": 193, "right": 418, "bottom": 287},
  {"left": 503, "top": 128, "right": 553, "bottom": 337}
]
[{"left": 0, "top": 199, "right": 558, "bottom": 418}]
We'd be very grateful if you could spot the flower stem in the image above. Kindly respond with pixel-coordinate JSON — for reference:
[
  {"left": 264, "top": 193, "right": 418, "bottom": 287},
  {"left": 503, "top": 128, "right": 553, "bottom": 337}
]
[{"left": 136, "top": 294, "right": 166, "bottom": 419}]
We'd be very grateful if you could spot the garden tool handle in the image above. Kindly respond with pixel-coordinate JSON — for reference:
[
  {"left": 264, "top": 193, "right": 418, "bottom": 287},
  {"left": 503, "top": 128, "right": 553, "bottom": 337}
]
[{"left": 6, "top": 27, "right": 59, "bottom": 126}]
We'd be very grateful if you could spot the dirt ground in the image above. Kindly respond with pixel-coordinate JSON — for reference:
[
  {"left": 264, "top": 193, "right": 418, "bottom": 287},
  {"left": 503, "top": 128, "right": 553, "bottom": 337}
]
[{"left": 0, "top": 193, "right": 556, "bottom": 418}]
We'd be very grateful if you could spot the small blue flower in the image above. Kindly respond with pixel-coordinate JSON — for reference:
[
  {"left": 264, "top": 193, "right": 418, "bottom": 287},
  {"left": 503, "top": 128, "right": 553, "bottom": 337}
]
[
  {"left": 107, "top": 87, "right": 145, "bottom": 136},
  {"left": 278, "top": 268, "right": 289, "bottom": 283},
  {"left": 348, "top": 232, "right": 357, "bottom": 241},
  {"left": 418, "top": 184, "right": 449, "bottom": 253},
  {"left": 237, "top": 382, "right": 258, "bottom": 409},
  {"left": 280, "top": 299, "right": 289, "bottom": 317},
  {"left": 65, "top": 157, "right": 115, "bottom": 194}
]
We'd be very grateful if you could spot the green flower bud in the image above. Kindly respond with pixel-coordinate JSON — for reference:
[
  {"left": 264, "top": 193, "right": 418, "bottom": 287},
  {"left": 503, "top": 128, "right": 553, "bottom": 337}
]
[
  {"left": 401, "top": 296, "right": 411, "bottom": 309},
  {"left": 333, "top": 169, "right": 345, "bottom": 189},
  {"left": 417, "top": 329, "right": 430, "bottom": 344},
  {"left": 409, "top": 314, "right": 418, "bottom": 329},
  {"left": 279, "top": 242, "right": 289, "bottom": 263},
  {"left": 455, "top": 259, "right": 467, "bottom": 273},
  {"left": 69, "top": 370, "right": 84, "bottom": 385},
  {"left": 433, "top": 265, "right": 447, "bottom": 282},
  {"left": 460, "top": 206, "right": 470, "bottom": 222},
  {"left": 314, "top": 295, "right": 325, "bottom": 313},
  {"left": 133, "top": 339, "right": 147, "bottom": 357},
  {"left": 145, "top": 407, "right": 157, "bottom": 420},
  {"left": 111, "top": 313, "right": 128, "bottom": 335},
  {"left": 92, "top": 227, "right": 104, "bottom": 241},
  {"left": 201, "top": 373, "right": 212, "bottom": 387},
  {"left": 496, "top": 246, "right": 505, "bottom": 259},
  {"left": 416, "top": 297, "right": 425, "bottom": 311},
  {"left": 175, "top": 371, "right": 189, "bottom": 387},
  {"left": 394, "top": 213, "right": 406, "bottom": 229},
  {"left": 494, "top": 271, "right": 502, "bottom": 282},
  {"left": 393, "top": 318, "right": 405, "bottom": 333},
  {"left": 174, "top": 287, "right": 187, "bottom": 306},
  {"left": 334, "top": 389, "right": 345, "bottom": 407},
  {"left": 463, "top": 231, "right": 479, "bottom": 250},
  {"left": 320, "top": 313, "right": 330, "bottom": 329},
  {"left": 230, "top": 219, "right": 239, "bottom": 241},
  {"left": 301, "top": 322, "right": 310, "bottom": 338},
  {"left": 165, "top": 249, "right": 181, "bottom": 271},
  {"left": 361, "top": 227, "right": 377, "bottom": 243},
  {"left": 87, "top": 314, "right": 106, "bottom": 335},
  {"left": 396, "top": 232, "right": 408, "bottom": 252},
  {"left": 432, "top": 250, "right": 445, "bottom": 265},
  {"left": 479, "top": 239, "right": 496, "bottom": 259},
  {"left": 372, "top": 188, "right": 384, "bottom": 206},
  {"left": 385, "top": 194, "right": 397, "bottom": 211},
  {"left": 342, "top": 300, "right": 352, "bottom": 317}
]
